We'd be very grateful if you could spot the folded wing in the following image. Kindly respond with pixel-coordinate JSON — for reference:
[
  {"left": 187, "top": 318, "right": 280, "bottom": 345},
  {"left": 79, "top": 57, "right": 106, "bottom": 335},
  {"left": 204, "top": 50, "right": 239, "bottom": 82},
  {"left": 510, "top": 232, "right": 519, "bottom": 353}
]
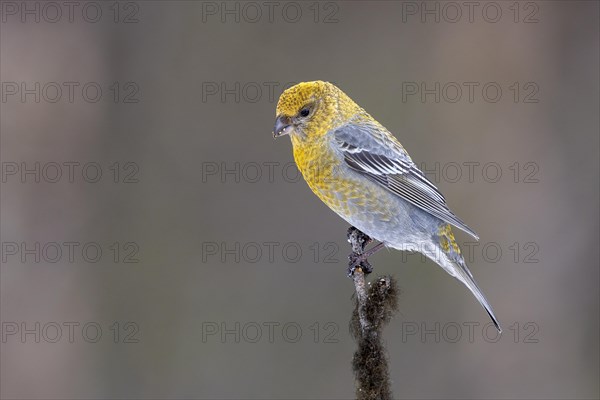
[{"left": 334, "top": 122, "right": 479, "bottom": 240}]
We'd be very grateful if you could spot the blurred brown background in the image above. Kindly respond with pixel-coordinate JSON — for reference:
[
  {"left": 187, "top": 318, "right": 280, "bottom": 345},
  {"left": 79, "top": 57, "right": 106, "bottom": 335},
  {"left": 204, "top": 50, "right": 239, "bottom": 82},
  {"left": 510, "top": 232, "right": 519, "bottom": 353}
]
[{"left": 1, "top": 1, "right": 598, "bottom": 399}]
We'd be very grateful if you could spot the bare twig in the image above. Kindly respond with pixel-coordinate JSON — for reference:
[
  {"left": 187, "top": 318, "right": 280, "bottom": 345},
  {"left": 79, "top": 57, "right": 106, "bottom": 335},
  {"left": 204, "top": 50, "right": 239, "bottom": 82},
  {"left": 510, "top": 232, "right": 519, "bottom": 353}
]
[{"left": 347, "top": 227, "right": 399, "bottom": 400}]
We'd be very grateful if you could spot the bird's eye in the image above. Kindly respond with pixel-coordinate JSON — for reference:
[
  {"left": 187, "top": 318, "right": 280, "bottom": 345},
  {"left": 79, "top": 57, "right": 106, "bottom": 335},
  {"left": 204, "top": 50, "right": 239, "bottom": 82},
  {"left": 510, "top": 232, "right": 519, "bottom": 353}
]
[{"left": 299, "top": 107, "right": 310, "bottom": 117}]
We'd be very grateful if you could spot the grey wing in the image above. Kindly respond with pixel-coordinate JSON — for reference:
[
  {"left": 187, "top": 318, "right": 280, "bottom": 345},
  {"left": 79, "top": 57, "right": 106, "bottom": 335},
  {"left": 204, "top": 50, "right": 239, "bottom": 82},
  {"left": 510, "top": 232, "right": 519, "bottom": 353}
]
[{"left": 334, "top": 122, "right": 479, "bottom": 240}]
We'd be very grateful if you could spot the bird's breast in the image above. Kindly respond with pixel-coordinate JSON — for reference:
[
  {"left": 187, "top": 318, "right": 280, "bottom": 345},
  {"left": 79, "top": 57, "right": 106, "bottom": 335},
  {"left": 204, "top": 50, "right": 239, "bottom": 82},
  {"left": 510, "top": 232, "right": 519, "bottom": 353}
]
[
  {"left": 292, "top": 138, "right": 339, "bottom": 196},
  {"left": 292, "top": 138, "right": 394, "bottom": 221}
]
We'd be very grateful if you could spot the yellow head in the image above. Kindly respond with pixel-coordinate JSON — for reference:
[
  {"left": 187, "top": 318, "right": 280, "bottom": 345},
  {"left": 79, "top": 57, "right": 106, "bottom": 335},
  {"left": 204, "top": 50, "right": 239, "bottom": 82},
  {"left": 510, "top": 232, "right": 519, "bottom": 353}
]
[{"left": 273, "top": 81, "right": 361, "bottom": 140}]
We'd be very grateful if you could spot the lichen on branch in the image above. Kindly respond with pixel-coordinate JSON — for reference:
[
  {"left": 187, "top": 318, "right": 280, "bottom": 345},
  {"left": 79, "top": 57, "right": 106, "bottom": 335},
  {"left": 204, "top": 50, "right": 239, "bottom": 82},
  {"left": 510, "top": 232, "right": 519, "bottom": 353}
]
[{"left": 347, "top": 227, "right": 399, "bottom": 400}]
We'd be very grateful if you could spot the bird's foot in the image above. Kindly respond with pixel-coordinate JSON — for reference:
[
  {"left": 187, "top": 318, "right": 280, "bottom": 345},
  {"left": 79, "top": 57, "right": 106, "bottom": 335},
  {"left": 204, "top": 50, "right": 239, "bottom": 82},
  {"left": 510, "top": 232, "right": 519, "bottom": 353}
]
[
  {"left": 347, "top": 227, "right": 373, "bottom": 250},
  {"left": 347, "top": 227, "right": 374, "bottom": 277},
  {"left": 346, "top": 227, "right": 387, "bottom": 277},
  {"left": 347, "top": 253, "right": 373, "bottom": 277}
]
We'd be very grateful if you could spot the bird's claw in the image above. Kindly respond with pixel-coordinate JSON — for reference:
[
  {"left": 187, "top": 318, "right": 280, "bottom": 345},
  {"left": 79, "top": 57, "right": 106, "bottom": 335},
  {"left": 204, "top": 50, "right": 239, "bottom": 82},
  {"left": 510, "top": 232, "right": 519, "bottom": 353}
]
[
  {"left": 347, "top": 253, "right": 373, "bottom": 277},
  {"left": 347, "top": 227, "right": 375, "bottom": 277}
]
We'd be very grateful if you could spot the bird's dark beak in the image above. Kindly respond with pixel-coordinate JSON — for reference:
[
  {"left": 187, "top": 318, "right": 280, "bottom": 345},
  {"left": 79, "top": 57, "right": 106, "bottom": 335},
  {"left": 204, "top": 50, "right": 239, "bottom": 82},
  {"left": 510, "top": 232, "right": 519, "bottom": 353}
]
[{"left": 273, "top": 115, "right": 292, "bottom": 138}]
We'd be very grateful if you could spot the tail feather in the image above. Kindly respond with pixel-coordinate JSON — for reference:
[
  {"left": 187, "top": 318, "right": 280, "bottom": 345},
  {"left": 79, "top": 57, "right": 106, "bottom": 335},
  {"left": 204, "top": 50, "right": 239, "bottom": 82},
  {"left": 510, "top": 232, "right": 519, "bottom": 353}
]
[
  {"left": 452, "top": 258, "right": 502, "bottom": 333},
  {"left": 431, "top": 225, "right": 502, "bottom": 332}
]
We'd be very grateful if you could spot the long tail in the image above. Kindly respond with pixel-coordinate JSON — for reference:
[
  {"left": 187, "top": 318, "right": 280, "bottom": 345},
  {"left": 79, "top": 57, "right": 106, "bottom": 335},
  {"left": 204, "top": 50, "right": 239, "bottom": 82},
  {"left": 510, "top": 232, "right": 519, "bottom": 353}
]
[
  {"left": 431, "top": 225, "right": 502, "bottom": 332},
  {"left": 451, "top": 256, "right": 501, "bottom": 332}
]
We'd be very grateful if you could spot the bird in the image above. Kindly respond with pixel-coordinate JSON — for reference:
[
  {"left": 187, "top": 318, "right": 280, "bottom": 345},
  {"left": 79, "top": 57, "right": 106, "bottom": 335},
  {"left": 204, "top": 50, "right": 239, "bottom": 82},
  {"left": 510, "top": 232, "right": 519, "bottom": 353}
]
[{"left": 273, "top": 81, "right": 501, "bottom": 332}]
